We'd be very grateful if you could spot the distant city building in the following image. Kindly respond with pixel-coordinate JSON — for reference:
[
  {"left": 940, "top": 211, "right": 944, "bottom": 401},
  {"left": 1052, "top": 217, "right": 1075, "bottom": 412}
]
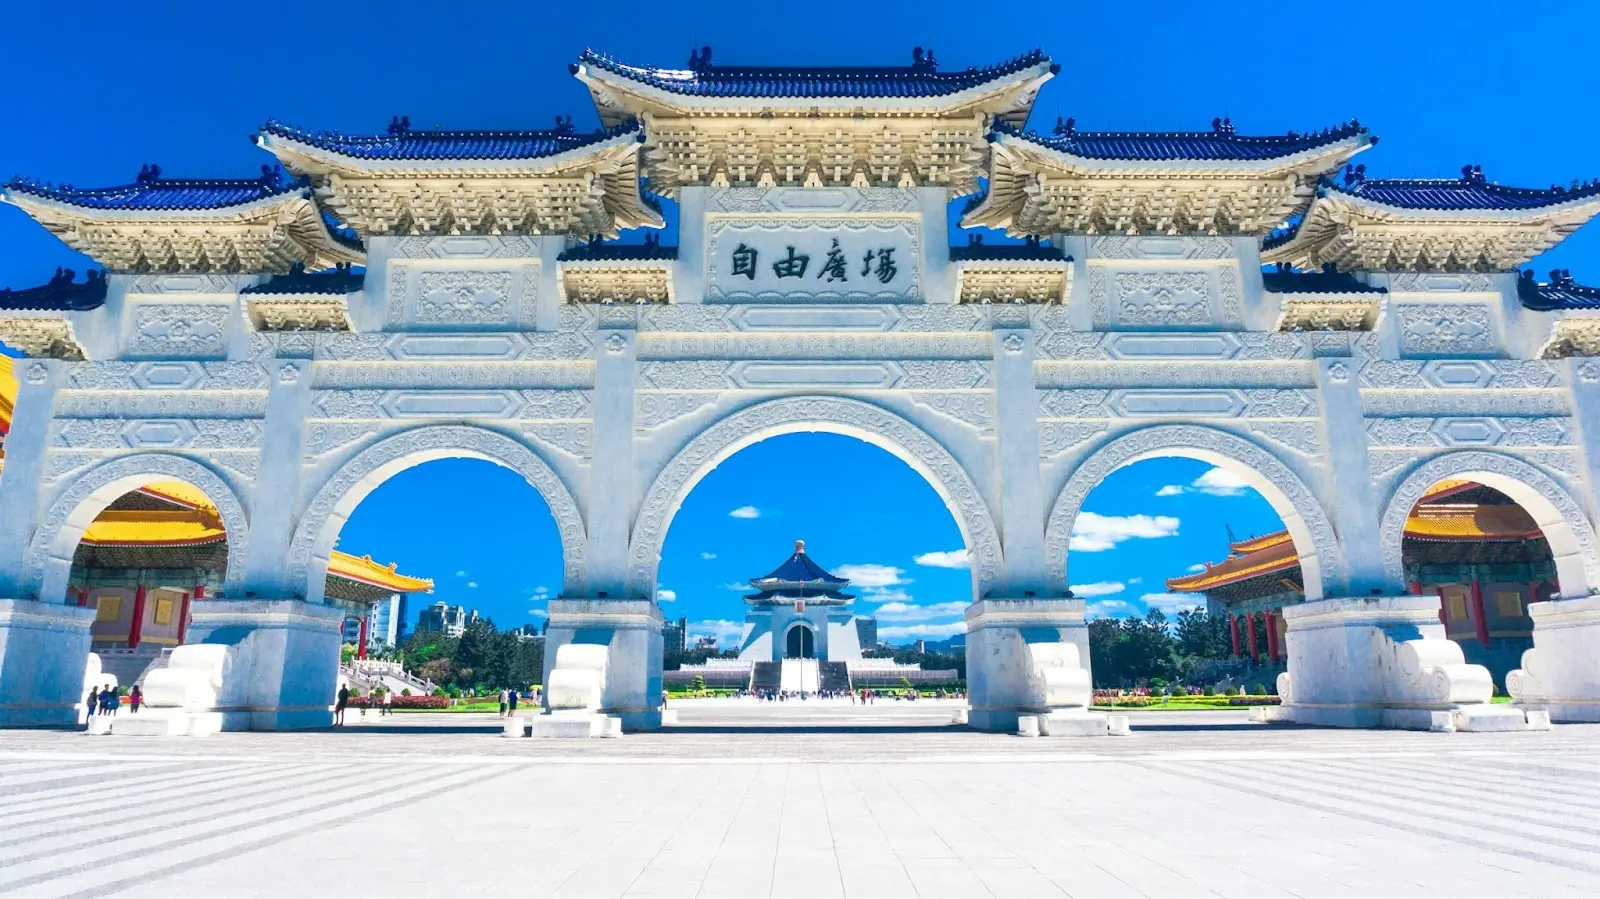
[
  {"left": 417, "top": 601, "right": 475, "bottom": 638},
  {"left": 508, "top": 623, "right": 545, "bottom": 644},
  {"left": 370, "top": 593, "right": 407, "bottom": 646},
  {"left": 912, "top": 640, "right": 926, "bottom": 654},
  {"left": 662, "top": 617, "right": 688, "bottom": 653},
  {"left": 693, "top": 635, "right": 719, "bottom": 650},
  {"left": 855, "top": 617, "right": 877, "bottom": 648}
]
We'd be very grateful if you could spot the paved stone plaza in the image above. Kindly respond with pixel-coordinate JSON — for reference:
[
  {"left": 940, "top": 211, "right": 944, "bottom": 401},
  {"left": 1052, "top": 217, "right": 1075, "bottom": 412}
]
[{"left": 2, "top": 701, "right": 1599, "bottom": 898}]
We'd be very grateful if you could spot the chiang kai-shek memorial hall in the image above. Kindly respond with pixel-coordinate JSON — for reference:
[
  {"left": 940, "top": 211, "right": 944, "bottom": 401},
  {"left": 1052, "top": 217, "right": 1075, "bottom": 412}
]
[{"left": 2, "top": 45, "right": 1600, "bottom": 734}]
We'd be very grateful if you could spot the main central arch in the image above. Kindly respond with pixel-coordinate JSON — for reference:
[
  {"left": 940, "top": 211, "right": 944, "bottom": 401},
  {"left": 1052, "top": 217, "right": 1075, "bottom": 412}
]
[{"left": 625, "top": 396, "right": 1005, "bottom": 601}]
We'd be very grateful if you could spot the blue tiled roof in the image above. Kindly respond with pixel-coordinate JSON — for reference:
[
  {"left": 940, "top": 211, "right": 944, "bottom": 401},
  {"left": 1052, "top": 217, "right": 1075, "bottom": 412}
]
[
  {"left": 1331, "top": 166, "right": 1600, "bottom": 211},
  {"left": 6, "top": 165, "right": 301, "bottom": 211},
  {"left": 995, "top": 118, "right": 1369, "bottom": 162},
  {"left": 752, "top": 545, "right": 849, "bottom": 588},
  {"left": 1519, "top": 269, "right": 1600, "bottom": 311},
  {"left": 258, "top": 117, "right": 642, "bottom": 161},
  {"left": 242, "top": 264, "right": 365, "bottom": 295},
  {"left": 557, "top": 239, "right": 678, "bottom": 262},
  {"left": 0, "top": 268, "right": 107, "bottom": 311},
  {"left": 576, "top": 47, "right": 1054, "bottom": 99},
  {"left": 1261, "top": 265, "right": 1383, "bottom": 294},
  {"left": 949, "top": 237, "right": 1066, "bottom": 262},
  {"left": 745, "top": 589, "right": 855, "bottom": 602}
]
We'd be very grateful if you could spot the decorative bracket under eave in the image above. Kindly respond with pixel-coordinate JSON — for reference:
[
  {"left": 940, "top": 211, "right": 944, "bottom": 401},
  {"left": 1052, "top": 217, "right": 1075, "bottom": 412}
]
[{"left": 0, "top": 315, "right": 88, "bottom": 359}]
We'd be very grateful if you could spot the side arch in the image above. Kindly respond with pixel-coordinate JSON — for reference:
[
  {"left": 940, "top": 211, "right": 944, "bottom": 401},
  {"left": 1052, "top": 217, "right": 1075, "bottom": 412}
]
[
  {"left": 1044, "top": 424, "right": 1344, "bottom": 600},
  {"left": 626, "top": 396, "right": 1004, "bottom": 600},
  {"left": 25, "top": 453, "right": 251, "bottom": 603},
  {"left": 287, "top": 425, "right": 586, "bottom": 603},
  {"left": 1380, "top": 450, "right": 1600, "bottom": 598}
]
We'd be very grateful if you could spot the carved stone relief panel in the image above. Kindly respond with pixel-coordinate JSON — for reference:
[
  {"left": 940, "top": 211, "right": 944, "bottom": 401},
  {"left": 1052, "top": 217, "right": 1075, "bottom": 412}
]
[
  {"left": 1395, "top": 303, "right": 1495, "bottom": 356},
  {"left": 125, "top": 303, "right": 232, "bottom": 359}
]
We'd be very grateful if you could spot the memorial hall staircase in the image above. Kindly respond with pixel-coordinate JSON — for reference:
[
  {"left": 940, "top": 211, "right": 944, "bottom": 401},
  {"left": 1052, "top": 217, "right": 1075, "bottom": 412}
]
[
  {"left": 819, "top": 661, "right": 852, "bottom": 694},
  {"left": 750, "top": 661, "right": 782, "bottom": 694}
]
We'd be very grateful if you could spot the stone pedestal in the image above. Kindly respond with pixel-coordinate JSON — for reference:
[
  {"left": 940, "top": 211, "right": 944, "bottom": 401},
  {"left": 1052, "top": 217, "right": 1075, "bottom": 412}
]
[
  {"left": 1279, "top": 596, "right": 1535, "bottom": 731},
  {"left": 1508, "top": 595, "right": 1600, "bottom": 722},
  {"left": 0, "top": 599, "right": 95, "bottom": 728},
  {"left": 964, "top": 598, "right": 1092, "bottom": 732},
  {"left": 184, "top": 599, "right": 343, "bottom": 731},
  {"left": 530, "top": 710, "right": 622, "bottom": 738},
  {"left": 543, "top": 598, "right": 662, "bottom": 731}
]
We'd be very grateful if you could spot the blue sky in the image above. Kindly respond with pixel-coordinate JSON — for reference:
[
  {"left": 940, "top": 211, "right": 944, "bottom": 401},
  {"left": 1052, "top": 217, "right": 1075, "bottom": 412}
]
[
  {"left": 4, "top": 2, "right": 1597, "bottom": 638},
  {"left": 337, "top": 441, "right": 1284, "bottom": 642}
]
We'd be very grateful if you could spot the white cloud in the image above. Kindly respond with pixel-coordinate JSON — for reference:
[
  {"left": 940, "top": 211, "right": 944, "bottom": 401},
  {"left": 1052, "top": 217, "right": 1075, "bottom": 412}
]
[
  {"left": 835, "top": 563, "right": 907, "bottom": 588},
  {"left": 860, "top": 587, "right": 914, "bottom": 605},
  {"left": 656, "top": 589, "right": 677, "bottom": 603},
  {"left": 687, "top": 619, "right": 745, "bottom": 644},
  {"left": 700, "top": 552, "right": 717, "bottom": 560},
  {"left": 1128, "top": 577, "right": 1143, "bottom": 585},
  {"left": 1069, "top": 511, "right": 1181, "bottom": 552},
  {"left": 466, "top": 581, "right": 478, "bottom": 589},
  {"left": 1142, "top": 592, "right": 1203, "bottom": 614},
  {"left": 878, "top": 621, "right": 967, "bottom": 640},
  {"left": 1193, "top": 467, "right": 1251, "bottom": 497},
  {"left": 728, "top": 505, "right": 761, "bottom": 519},
  {"left": 1185, "top": 563, "right": 1207, "bottom": 573},
  {"left": 913, "top": 550, "right": 969, "bottom": 570},
  {"left": 455, "top": 570, "right": 468, "bottom": 577},
  {"left": 873, "top": 600, "right": 968, "bottom": 622},
  {"left": 1070, "top": 581, "right": 1126, "bottom": 597},
  {"left": 1088, "top": 599, "right": 1137, "bottom": 619},
  {"left": 1153, "top": 467, "right": 1255, "bottom": 498},
  {"left": 724, "top": 582, "right": 752, "bottom": 592},
  {"left": 527, "top": 609, "right": 548, "bottom": 619}
]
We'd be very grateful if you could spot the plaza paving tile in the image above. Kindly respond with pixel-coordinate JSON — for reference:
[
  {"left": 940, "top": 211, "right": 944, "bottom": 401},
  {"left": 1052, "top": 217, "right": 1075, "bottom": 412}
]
[{"left": 1, "top": 700, "right": 1598, "bottom": 897}]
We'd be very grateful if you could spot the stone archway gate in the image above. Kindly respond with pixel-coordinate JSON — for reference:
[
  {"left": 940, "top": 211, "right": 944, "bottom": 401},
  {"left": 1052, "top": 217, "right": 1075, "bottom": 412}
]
[{"left": 3, "top": 47, "right": 1600, "bottom": 730}]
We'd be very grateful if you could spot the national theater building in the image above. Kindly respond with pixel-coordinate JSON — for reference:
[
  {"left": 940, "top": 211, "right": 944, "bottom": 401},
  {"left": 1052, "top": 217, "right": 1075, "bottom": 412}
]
[
  {"left": 3, "top": 43, "right": 1600, "bottom": 732},
  {"left": 1169, "top": 480, "right": 1557, "bottom": 686}
]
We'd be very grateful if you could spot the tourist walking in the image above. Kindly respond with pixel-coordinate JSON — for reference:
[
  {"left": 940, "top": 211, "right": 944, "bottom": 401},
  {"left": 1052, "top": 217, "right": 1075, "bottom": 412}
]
[
  {"left": 335, "top": 684, "right": 350, "bottom": 726},
  {"left": 100, "top": 688, "right": 117, "bottom": 716},
  {"left": 129, "top": 685, "right": 142, "bottom": 713},
  {"left": 498, "top": 687, "right": 509, "bottom": 718},
  {"left": 508, "top": 689, "right": 519, "bottom": 715},
  {"left": 382, "top": 688, "right": 393, "bottom": 716},
  {"left": 85, "top": 686, "right": 99, "bottom": 717}
]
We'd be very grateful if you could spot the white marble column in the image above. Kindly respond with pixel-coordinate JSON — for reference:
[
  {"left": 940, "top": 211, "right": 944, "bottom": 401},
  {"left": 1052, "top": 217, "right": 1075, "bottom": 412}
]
[
  {"left": 1314, "top": 357, "right": 1385, "bottom": 596},
  {"left": 237, "top": 352, "right": 312, "bottom": 600},
  {"left": 965, "top": 599, "right": 1091, "bottom": 732},
  {"left": 185, "top": 599, "right": 343, "bottom": 730},
  {"left": 0, "top": 358, "right": 60, "bottom": 599},
  {"left": 990, "top": 318, "right": 1048, "bottom": 597}
]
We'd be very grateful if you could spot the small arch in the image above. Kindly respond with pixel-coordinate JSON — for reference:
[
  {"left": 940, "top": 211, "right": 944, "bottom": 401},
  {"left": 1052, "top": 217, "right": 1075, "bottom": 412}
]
[
  {"left": 25, "top": 453, "right": 250, "bottom": 603},
  {"left": 1380, "top": 451, "right": 1600, "bottom": 598},
  {"left": 627, "top": 396, "right": 1004, "bottom": 601},
  {"left": 287, "top": 425, "right": 586, "bottom": 603},
  {"left": 1044, "top": 425, "right": 1344, "bottom": 600}
]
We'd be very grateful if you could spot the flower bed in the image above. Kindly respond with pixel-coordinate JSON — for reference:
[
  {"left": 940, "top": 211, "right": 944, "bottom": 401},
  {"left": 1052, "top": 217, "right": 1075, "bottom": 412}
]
[
  {"left": 344, "top": 695, "right": 450, "bottom": 710},
  {"left": 1227, "top": 696, "right": 1281, "bottom": 706}
]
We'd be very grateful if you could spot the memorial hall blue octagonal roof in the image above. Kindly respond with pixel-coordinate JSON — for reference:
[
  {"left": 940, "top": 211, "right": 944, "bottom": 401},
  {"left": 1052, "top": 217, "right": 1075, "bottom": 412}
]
[
  {"left": 5, "top": 167, "right": 301, "bottom": 211},
  {"left": 257, "top": 118, "right": 642, "bottom": 162},
  {"left": 995, "top": 119, "right": 1369, "bottom": 162},
  {"left": 576, "top": 48, "right": 1054, "bottom": 98}
]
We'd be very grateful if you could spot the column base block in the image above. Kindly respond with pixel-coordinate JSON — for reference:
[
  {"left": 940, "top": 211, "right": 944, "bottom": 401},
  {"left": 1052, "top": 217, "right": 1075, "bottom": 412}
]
[
  {"left": 1508, "top": 595, "right": 1600, "bottom": 722},
  {"left": 0, "top": 599, "right": 95, "bottom": 729},
  {"left": 543, "top": 599, "right": 663, "bottom": 732},
  {"left": 1038, "top": 709, "right": 1110, "bottom": 737},
  {"left": 530, "top": 711, "right": 622, "bottom": 738}
]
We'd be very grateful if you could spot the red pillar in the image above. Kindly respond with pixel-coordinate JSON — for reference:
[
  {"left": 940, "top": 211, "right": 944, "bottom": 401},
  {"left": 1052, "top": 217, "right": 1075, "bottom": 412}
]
[
  {"left": 356, "top": 614, "right": 370, "bottom": 660},
  {"left": 128, "top": 585, "right": 148, "bottom": 649},
  {"left": 77, "top": 587, "right": 89, "bottom": 607},
  {"left": 1436, "top": 586, "right": 1450, "bottom": 628},
  {"left": 177, "top": 590, "right": 193, "bottom": 644},
  {"left": 1265, "top": 609, "right": 1280, "bottom": 662},
  {"left": 1408, "top": 580, "right": 1423, "bottom": 596},
  {"left": 1229, "top": 614, "right": 1241, "bottom": 659},
  {"left": 1469, "top": 580, "right": 1490, "bottom": 647},
  {"left": 1246, "top": 611, "right": 1259, "bottom": 662}
]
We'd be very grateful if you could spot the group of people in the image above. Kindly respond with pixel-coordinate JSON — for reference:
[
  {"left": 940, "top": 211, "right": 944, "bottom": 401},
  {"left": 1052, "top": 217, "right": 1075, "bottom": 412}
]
[
  {"left": 85, "top": 685, "right": 140, "bottom": 717},
  {"left": 497, "top": 688, "right": 522, "bottom": 718},
  {"left": 333, "top": 684, "right": 393, "bottom": 726}
]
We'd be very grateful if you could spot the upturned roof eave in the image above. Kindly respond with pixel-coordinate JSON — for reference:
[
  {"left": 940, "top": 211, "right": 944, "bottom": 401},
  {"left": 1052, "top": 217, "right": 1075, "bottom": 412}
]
[
  {"left": 991, "top": 127, "right": 1372, "bottom": 177},
  {"left": 256, "top": 124, "right": 647, "bottom": 178},
  {"left": 1, "top": 183, "right": 312, "bottom": 223},
  {"left": 1320, "top": 183, "right": 1600, "bottom": 222},
  {"left": 574, "top": 59, "right": 1055, "bottom": 125}
]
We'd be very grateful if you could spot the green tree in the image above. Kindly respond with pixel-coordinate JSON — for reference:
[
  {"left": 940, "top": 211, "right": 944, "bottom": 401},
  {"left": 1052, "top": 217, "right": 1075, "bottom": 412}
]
[{"left": 340, "top": 643, "right": 357, "bottom": 666}]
